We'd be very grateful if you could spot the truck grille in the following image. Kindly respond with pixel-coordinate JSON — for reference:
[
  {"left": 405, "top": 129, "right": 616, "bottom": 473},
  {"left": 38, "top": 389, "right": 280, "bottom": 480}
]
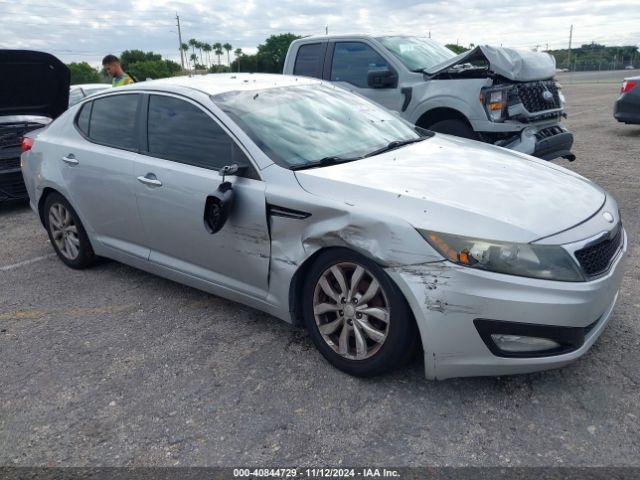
[
  {"left": 515, "top": 80, "right": 560, "bottom": 113},
  {"left": 574, "top": 224, "right": 623, "bottom": 277}
]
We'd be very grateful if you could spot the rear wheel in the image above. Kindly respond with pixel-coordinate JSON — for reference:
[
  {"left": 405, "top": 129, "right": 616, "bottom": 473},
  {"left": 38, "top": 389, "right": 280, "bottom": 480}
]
[
  {"left": 44, "top": 193, "right": 96, "bottom": 269},
  {"left": 303, "top": 248, "right": 418, "bottom": 377},
  {"left": 428, "top": 119, "right": 478, "bottom": 140}
]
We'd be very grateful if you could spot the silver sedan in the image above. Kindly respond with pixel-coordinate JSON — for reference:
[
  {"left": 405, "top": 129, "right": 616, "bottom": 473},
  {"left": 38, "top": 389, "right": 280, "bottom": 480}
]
[{"left": 20, "top": 74, "right": 626, "bottom": 379}]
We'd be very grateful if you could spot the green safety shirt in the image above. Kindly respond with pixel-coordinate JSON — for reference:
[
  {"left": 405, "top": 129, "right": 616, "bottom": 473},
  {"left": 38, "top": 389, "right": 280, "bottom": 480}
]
[{"left": 112, "top": 73, "right": 134, "bottom": 87}]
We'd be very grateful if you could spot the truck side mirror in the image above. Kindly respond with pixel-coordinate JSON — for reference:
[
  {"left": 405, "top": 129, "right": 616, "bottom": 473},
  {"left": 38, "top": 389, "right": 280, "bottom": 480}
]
[{"left": 367, "top": 69, "right": 397, "bottom": 89}]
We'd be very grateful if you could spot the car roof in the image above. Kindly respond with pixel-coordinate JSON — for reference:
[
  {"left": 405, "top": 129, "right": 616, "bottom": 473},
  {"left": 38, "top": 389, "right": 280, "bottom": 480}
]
[
  {"left": 114, "top": 73, "right": 321, "bottom": 96},
  {"left": 71, "top": 83, "right": 110, "bottom": 90}
]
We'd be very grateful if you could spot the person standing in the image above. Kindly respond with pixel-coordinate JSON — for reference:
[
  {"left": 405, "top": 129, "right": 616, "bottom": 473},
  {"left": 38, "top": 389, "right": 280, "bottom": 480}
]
[{"left": 102, "top": 54, "right": 134, "bottom": 87}]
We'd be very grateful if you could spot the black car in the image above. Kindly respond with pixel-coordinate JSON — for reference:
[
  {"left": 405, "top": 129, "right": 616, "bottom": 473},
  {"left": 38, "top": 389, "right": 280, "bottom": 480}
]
[
  {"left": 0, "top": 50, "right": 69, "bottom": 202},
  {"left": 614, "top": 76, "right": 640, "bottom": 124}
]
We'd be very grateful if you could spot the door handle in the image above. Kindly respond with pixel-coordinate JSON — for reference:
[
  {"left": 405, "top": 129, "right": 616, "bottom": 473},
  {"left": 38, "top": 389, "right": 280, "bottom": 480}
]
[
  {"left": 62, "top": 154, "right": 78, "bottom": 165},
  {"left": 137, "top": 174, "right": 162, "bottom": 187}
]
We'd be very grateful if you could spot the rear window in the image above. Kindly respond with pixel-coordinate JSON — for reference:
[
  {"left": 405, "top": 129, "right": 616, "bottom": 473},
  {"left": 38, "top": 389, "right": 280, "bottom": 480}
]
[
  {"left": 76, "top": 102, "right": 91, "bottom": 136},
  {"left": 293, "top": 43, "right": 324, "bottom": 78},
  {"left": 88, "top": 94, "right": 139, "bottom": 150}
]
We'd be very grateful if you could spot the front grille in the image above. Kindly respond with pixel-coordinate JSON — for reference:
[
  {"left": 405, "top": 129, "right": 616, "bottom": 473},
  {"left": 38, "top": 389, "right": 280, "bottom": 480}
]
[
  {"left": 575, "top": 224, "right": 623, "bottom": 277},
  {"left": 515, "top": 80, "right": 560, "bottom": 113}
]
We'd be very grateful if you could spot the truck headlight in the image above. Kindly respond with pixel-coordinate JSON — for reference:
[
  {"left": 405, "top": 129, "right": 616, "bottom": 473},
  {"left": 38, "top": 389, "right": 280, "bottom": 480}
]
[
  {"left": 419, "top": 230, "right": 584, "bottom": 282},
  {"left": 480, "top": 87, "right": 510, "bottom": 122}
]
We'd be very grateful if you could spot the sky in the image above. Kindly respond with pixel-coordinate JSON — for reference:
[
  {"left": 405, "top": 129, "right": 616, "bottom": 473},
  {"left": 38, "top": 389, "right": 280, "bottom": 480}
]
[{"left": 1, "top": 0, "right": 639, "bottom": 66}]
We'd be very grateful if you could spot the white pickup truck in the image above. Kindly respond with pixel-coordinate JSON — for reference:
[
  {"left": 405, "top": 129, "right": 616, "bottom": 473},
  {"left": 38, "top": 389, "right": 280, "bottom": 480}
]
[{"left": 283, "top": 35, "right": 575, "bottom": 161}]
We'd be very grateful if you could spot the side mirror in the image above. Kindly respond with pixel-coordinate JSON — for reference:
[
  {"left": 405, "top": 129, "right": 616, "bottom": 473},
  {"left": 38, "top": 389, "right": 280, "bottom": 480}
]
[
  {"left": 204, "top": 164, "right": 245, "bottom": 234},
  {"left": 367, "top": 69, "right": 397, "bottom": 89}
]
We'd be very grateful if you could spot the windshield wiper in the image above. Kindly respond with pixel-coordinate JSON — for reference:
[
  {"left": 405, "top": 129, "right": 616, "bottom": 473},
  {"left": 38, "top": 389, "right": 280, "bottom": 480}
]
[
  {"left": 290, "top": 155, "right": 362, "bottom": 171},
  {"left": 363, "top": 137, "right": 427, "bottom": 158}
]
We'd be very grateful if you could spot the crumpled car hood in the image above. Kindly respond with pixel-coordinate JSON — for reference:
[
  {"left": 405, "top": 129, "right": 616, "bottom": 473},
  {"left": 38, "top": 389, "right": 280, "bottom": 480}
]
[
  {"left": 294, "top": 135, "right": 605, "bottom": 243},
  {"left": 427, "top": 45, "right": 556, "bottom": 81}
]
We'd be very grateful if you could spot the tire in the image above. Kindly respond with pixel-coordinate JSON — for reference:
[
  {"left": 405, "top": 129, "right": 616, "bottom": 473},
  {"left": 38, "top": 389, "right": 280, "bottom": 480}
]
[
  {"left": 302, "top": 248, "right": 419, "bottom": 377},
  {"left": 43, "top": 192, "right": 96, "bottom": 269},
  {"left": 428, "top": 119, "right": 478, "bottom": 140}
]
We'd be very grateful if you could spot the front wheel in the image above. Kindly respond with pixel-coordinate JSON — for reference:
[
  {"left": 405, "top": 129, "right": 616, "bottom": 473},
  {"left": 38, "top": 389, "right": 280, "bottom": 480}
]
[
  {"left": 428, "top": 119, "right": 478, "bottom": 140},
  {"left": 303, "top": 249, "right": 419, "bottom": 377}
]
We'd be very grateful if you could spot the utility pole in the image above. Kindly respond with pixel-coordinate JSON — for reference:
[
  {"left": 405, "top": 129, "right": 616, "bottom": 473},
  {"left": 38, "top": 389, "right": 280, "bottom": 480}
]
[
  {"left": 325, "top": 25, "right": 328, "bottom": 35},
  {"left": 567, "top": 24, "right": 573, "bottom": 70},
  {"left": 428, "top": 31, "right": 431, "bottom": 39},
  {"left": 176, "top": 13, "right": 185, "bottom": 70}
]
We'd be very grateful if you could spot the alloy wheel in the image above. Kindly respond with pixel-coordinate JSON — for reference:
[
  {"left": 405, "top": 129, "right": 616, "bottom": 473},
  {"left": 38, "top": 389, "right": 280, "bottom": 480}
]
[
  {"left": 48, "top": 203, "right": 80, "bottom": 260},
  {"left": 313, "top": 262, "right": 390, "bottom": 360}
]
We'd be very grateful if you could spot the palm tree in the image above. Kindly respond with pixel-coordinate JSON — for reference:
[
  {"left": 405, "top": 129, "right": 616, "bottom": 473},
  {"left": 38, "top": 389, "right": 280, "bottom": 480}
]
[
  {"left": 234, "top": 48, "right": 243, "bottom": 72},
  {"left": 188, "top": 38, "right": 198, "bottom": 58},
  {"left": 213, "top": 42, "right": 223, "bottom": 66},
  {"left": 203, "top": 43, "right": 212, "bottom": 68},
  {"left": 190, "top": 53, "right": 198, "bottom": 71},
  {"left": 181, "top": 43, "right": 190, "bottom": 70},
  {"left": 223, "top": 43, "right": 232, "bottom": 66},
  {"left": 196, "top": 41, "right": 204, "bottom": 66}
]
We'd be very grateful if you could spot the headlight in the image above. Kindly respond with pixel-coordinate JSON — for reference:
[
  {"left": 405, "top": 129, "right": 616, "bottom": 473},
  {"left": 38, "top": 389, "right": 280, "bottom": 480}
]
[
  {"left": 419, "top": 230, "right": 584, "bottom": 282},
  {"left": 480, "top": 87, "right": 510, "bottom": 122}
]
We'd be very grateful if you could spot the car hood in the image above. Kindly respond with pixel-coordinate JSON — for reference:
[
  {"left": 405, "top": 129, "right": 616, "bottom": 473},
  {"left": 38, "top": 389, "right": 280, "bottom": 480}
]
[
  {"left": 0, "top": 50, "right": 70, "bottom": 119},
  {"left": 427, "top": 45, "right": 556, "bottom": 81},
  {"left": 294, "top": 135, "right": 606, "bottom": 243}
]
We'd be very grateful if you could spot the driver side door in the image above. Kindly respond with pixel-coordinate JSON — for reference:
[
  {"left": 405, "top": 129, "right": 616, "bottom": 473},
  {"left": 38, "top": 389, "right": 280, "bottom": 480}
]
[{"left": 133, "top": 93, "right": 270, "bottom": 298}]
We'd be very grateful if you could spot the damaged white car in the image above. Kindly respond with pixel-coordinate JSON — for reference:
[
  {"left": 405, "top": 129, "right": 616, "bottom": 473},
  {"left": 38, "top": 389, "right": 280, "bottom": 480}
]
[{"left": 21, "top": 74, "right": 626, "bottom": 379}]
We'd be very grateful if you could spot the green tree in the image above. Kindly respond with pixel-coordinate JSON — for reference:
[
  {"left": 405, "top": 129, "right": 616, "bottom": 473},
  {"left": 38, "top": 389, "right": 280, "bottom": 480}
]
[
  {"left": 181, "top": 43, "right": 190, "bottom": 69},
  {"left": 213, "top": 42, "right": 223, "bottom": 66},
  {"left": 223, "top": 42, "right": 233, "bottom": 65},
  {"left": 119, "top": 50, "right": 162, "bottom": 71},
  {"left": 203, "top": 43, "right": 212, "bottom": 68},
  {"left": 67, "top": 62, "right": 101, "bottom": 85},
  {"left": 190, "top": 53, "right": 199, "bottom": 70},
  {"left": 127, "top": 59, "right": 181, "bottom": 81},
  {"left": 234, "top": 48, "right": 243, "bottom": 72},
  {"left": 255, "top": 33, "right": 301, "bottom": 72},
  {"left": 188, "top": 38, "right": 198, "bottom": 58}
]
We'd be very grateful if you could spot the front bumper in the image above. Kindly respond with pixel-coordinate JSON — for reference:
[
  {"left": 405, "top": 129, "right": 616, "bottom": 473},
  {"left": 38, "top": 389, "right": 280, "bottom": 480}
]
[
  {"left": 499, "top": 123, "right": 575, "bottom": 161},
  {"left": 387, "top": 228, "right": 627, "bottom": 380}
]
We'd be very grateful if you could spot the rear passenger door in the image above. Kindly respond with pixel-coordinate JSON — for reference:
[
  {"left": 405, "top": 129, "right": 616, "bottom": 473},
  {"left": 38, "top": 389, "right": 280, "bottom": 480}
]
[
  {"left": 328, "top": 41, "right": 404, "bottom": 112},
  {"left": 133, "top": 93, "right": 270, "bottom": 298},
  {"left": 61, "top": 93, "right": 149, "bottom": 259},
  {"left": 292, "top": 42, "right": 328, "bottom": 79}
]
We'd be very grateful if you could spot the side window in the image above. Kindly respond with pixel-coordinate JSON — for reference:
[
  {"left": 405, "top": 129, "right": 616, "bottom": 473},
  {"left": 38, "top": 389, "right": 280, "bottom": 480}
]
[
  {"left": 89, "top": 94, "right": 139, "bottom": 150},
  {"left": 76, "top": 102, "right": 91, "bottom": 136},
  {"left": 147, "top": 95, "right": 244, "bottom": 171},
  {"left": 293, "top": 43, "right": 324, "bottom": 79},
  {"left": 330, "top": 42, "right": 390, "bottom": 88}
]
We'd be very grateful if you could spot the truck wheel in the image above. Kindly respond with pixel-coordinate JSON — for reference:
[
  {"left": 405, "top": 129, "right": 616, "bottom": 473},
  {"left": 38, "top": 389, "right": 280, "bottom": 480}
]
[{"left": 428, "top": 119, "right": 478, "bottom": 140}]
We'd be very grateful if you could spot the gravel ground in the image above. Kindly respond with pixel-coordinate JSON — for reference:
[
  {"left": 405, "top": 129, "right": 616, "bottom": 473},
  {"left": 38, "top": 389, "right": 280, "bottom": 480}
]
[{"left": 0, "top": 72, "right": 638, "bottom": 467}]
